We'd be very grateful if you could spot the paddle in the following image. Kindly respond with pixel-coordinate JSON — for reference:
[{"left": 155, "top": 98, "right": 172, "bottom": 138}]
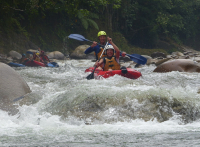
[
  {"left": 26, "top": 51, "right": 33, "bottom": 54},
  {"left": 68, "top": 34, "right": 94, "bottom": 43},
  {"left": 125, "top": 53, "right": 147, "bottom": 65},
  {"left": 68, "top": 34, "right": 107, "bottom": 48},
  {"left": 68, "top": 34, "right": 147, "bottom": 64},
  {"left": 86, "top": 42, "right": 109, "bottom": 80}
]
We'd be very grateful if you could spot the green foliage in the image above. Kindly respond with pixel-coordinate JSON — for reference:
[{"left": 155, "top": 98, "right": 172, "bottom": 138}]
[
  {"left": 133, "top": 47, "right": 169, "bottom": 56},
  {"left": 87, "top": 19, "right": 99, "bottom": 30},
  {"left": 1, "top": 0, "right": 200, "bottom": 53},
  {"left": 11, "top": 18, "right": 29, "bottom": 37},
  {"left": 77, "top": 10, "right": 99, "bottom": 30}
]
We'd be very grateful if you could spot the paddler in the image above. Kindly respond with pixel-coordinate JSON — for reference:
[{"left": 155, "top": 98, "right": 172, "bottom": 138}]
[
  {"left": 33, "top": 52, "right": 43, "bottom": 62},
  {"left": 96, "top": 37, "right": 127, "bottom": 73},
  {"left": 84, "top": 31, "right": 108, "bottom": 61},
  {"left": 19, "top": 53, "right": 29, "bottom": 65},
  {"left": 40, "top": 50, "right": 50, "bottom": 64}
]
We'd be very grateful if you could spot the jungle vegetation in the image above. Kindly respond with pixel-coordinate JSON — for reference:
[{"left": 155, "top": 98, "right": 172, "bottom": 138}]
[{"left": 1, "top": 0, "right": 200, "bottom": 54}]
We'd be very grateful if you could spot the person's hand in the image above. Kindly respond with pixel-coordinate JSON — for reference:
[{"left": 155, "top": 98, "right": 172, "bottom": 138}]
[
  {"left": 122, "top": 52, "right": 126, "bottom": 57},
  {"left": 96, "top": 62, "right": 100, "bottom": 67},
  {"left": 94, "top": 61, "right": 99, "bottom": 67},
  {"left": 107, "top": 37, "right": 112, "bottom": 44},
  {"left": 91, "top": 41, "right": 97, "bottom": 48}
]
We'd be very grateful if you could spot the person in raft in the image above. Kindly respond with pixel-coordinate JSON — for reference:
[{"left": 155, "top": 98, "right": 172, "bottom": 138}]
[
  {"left": 19, "top": 53, "right": 29, "bottom": 65},
  {"left": 33, "top": 52, "right": 43, "bottom": 62},
  {"left": 40, "top": 50, "right": 50, "bottom": 64},
  {"left": 96, "top": 37, "right": 127, "bottom": 73},
  {"left": 84, "top": 31, "right": 126, "bottom": 60}
]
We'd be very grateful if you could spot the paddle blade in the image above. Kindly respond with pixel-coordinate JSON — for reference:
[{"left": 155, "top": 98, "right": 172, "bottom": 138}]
[
  {"left": 86, "top": 72, "right": 94, "bottom": 80},
  {"left": 68, "top": 34, "right": 85, "bottom": 41},
  {"left": 68, "top": 34, "right": 91, "bottom": 42},
  {"left": 47, "top": 63, "right": 54, "bottom": 67},
  {"left": 127, "top": 54, "right": 147, "bottom": 65},
  {"left": 50, "top": 62, "right": 59, "bottom": 67},
  {"left": 26, "top": 51, "right": 33, "bottom": 54}
]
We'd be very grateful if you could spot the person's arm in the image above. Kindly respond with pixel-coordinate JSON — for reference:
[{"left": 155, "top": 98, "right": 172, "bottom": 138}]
[
  {"left": 84, "top": 41, "right": 98, "bottom": 54},
  {"left": 96, "top": 58, "right": 104, "bottom": 68},
  {"left": 107, "top": 37, "right": 120, "bottom": 59},
  {"left": 45, "top": 55, "right": 50, "bottom": 62}
]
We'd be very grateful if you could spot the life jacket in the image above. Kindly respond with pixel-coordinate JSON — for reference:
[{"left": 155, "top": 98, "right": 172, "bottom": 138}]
[
  {"left": 35, "top": 57, "right": 41, "bottom": 62},
  {"left": 94, "top": 47, "right": 107, "bottom": 60},
  {"left": 103, "top": 56, "right": 120, "bottom": 71},
  {"left": 33, "top": 53, "right": 43, "bottom": 62}
]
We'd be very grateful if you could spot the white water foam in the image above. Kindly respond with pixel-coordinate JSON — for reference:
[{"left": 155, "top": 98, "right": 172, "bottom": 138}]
[{"left": 1, "top": 59, "right": 200, "bottom": 146}]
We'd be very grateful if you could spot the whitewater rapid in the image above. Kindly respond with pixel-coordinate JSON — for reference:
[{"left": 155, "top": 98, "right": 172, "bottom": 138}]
[{"left": 1, "top": 59, "right": 200, "bottom": 146}]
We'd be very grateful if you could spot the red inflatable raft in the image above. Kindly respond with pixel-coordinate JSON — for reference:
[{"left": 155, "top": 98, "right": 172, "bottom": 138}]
[
  {"left": 25, "top": 60, "right": 46, "bottom": 67},
  {"left": 85, "top": 67, "right": 142, "bottom": 79}
]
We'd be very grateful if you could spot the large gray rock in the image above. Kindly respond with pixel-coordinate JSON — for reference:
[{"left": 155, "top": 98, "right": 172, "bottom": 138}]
[
  {"left": 8, "top": 50, "right": 22, "bottom": 60},
  {"left": 141, "top": 55, "right": 152, "bottom": 65},
  {"left": 27, "top": 49, "right": 38, "bottom": 54},
  {"left": 0, "top": 54, "right": 12, "bottom": 64},
  {"left": 153, "top": 59, "right": 200, "bottom": 73},
  {"left": 70, "top": 45, "right": 95, "bottom": 59},
  {"left": 0, "top": 62, "right": 31, "bottom": 114},
  {"left": 171, "top": 51, "right": 184, "bottom": 57},
  {"left": 155, "top": 58, "right": 172, "bottom": 66},
  {"left": 47, "top": 51, "right": 65, "bottom": 60}
]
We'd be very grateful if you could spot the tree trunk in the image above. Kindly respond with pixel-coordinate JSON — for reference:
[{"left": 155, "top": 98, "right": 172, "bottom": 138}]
[{"left": 105, "top": 4, "right": 113, "bottom": 36}]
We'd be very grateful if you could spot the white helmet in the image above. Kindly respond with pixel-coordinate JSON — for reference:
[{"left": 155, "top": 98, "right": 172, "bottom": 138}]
[
  {"left": 105, "top": 45, "right": 114, "bottom": 50},
  {"left": 104, "top": 45, "right": 115, "bottom": 55}
]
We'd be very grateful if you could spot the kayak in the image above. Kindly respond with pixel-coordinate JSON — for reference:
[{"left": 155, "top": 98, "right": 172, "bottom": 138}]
[
  {"left": 85, "top": 67, "right": 142, "bottom": 79},
  {"left": 51, "top": 62, "right": 59, "bottom": 67},
  {"left": 25, "top": 60, "right": 46, "bottom": 67},
  {"left": 47, "top": 62, "right": 59, "bottom": 67},
  {"left": 8, "top": 62, "right": 25, "bottom": 67}
]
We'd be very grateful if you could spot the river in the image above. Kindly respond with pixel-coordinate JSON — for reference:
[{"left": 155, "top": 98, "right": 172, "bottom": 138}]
[{"left": 1, "top": 59, "right": 200, "bottom": 146}]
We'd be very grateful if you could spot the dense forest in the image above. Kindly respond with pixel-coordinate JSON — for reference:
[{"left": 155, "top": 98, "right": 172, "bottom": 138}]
[{"left": 1, "top": 0, "right": 200, "bottom": 55}]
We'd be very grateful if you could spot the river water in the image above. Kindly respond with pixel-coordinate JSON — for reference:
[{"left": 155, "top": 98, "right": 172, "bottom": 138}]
[{"left": 1, "top": 59, "right": 200, "bottom": 147}]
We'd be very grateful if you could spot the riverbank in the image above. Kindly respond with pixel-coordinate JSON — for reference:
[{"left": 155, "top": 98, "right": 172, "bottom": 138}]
[{"left": 1, "top": 28, "right": 198, "bottom": 58}]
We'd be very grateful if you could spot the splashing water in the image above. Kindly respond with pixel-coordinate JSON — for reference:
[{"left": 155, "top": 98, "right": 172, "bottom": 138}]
[{"left": 1, "top": 59, "right": 200, "bottom": 146}]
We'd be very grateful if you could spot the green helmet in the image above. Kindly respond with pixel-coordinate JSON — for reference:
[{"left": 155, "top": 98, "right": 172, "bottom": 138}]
[{"left": 97, "top": 31, "right": 107, "bottom": 37}]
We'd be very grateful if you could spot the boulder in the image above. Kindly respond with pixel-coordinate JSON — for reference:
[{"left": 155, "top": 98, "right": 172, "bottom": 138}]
[
  {"left": 70, "top": 45, "right": 95, "bottom": 59},
  {"left": 0, "top": 62, "right": 31, "bottom": 114},
  {"left": 8, "top": 50, "right": 22, "bottom": 60},
  {"left": 178, "top": 55, "right": 190, "bottom": 59},
  {"left": 0, "top": 54, "right": 12, "bottom": 64},
  {"left": 142, "top": 55, "right": 152, "bottom": 65},
  {"left": 27, "top": 49, "right": 38, "bottom": 54},
  {"left": 153, "top": 59, "right": 200, "bottom": 73},
  {"left": 194, "top": 57, "right": 200, "bottom": 63},
  {"left": 171, "top": 51, "right": 184, "bottom": 57},
  {"left": 155, "top": 58, "right": 172, "bottom": 66},
  {"left": 47, "top": 51, "right": 65, "bottom": 60},
  {"left": 151, "top": 52, "right": 166, "bottom": 59}
]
